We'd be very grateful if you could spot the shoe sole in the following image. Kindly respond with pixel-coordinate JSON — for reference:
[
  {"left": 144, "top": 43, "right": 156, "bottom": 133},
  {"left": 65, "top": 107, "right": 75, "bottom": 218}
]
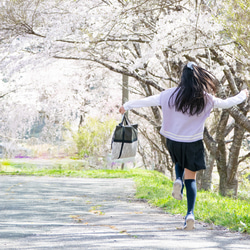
[
  {"left": 172, "top": 181, "right": 182, "bottom": 200},
  {"left": 184, "top": 218, "right": 195, "bottom": 230}
]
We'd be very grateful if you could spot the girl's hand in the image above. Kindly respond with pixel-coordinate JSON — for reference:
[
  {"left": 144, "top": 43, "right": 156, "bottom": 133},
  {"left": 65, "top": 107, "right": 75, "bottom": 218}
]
[{"left": 119, "top": 106, "right": 126, "bottom": 114}]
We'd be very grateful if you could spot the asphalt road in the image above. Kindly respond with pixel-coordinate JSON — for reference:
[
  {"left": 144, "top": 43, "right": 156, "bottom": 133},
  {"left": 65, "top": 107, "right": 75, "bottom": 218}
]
[{"left": 0, "top": 176, "right": 249, "bottom": 250}]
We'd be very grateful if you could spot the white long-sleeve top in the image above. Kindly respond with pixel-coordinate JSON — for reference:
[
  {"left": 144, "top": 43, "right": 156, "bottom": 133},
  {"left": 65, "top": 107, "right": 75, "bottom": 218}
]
[{"left": 123, "top": 88, "right": 247, "bottom": 142}]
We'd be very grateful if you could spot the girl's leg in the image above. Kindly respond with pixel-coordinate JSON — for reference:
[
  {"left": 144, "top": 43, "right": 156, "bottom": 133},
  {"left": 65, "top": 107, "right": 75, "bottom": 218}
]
[
  {"left": 175, "top": 162, "right": 184, "bottom": 194},
  {"left": 172, "top": 163, "right": 184, "bottom": 200},
  {"left": 184, "top": 169, "right": 196, "bottom": 214},
  {"left": 175, "top": 162, "right": 184, "bottom": 180},
  {"left": 184, "top": 169, "right": 197, "bottom": 230},
  {"left": 184, "top": 168, "right": 196, "bottom": 179}
]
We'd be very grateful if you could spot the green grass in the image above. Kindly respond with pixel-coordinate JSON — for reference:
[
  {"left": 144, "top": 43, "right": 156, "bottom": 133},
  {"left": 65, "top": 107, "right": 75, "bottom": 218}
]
[
  {"left": 133, "top": 170, "right": 250, "bottom": 233},
  {"left": 0, "top": 162, "right": 249, "bottom": 234}
]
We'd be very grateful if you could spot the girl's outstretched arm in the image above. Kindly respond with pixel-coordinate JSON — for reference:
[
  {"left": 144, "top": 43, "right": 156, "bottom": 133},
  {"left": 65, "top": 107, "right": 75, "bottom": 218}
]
[
  {"left": 119, "top": 94, "right": 161, "bottom": 114},
  {"left": 213, "top": 89, "right": 248, "bottom": 109}
]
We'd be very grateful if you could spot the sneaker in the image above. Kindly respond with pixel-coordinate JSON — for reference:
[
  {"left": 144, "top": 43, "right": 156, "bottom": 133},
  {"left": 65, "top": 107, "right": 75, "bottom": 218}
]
[
  {"left": 172, "top": 179, "right": 183, "bottom": 200},
  {"left": 183, "top": 213, "right": 195, "bottom": 230}
]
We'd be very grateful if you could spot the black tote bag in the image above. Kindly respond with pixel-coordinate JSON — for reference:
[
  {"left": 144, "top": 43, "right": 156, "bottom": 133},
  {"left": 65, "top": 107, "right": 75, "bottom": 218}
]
[{"left": 111, "top": 115, "right": 138, "bottom": 160}]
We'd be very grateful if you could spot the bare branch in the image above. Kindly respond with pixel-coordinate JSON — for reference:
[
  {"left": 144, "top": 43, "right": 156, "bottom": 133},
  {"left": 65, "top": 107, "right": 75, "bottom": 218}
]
[
  {"left": 0, "top": 90, "right": 16, "bottom": 99},
  {"left": 238, "top": 152, "right": 250, "bottom": 164},
  {"left": 56, "top": 37, "right": 150, "bottom": 44},
  {"left": 139, "top": 128, "right": 165, "bottom": 155},
  {"left": 53, "top": 55, "right": 165, "bottom": 92},
  {"left": 228, "top": 107, "right": 250, "bottom": 133},
  {"left": 203, "top": 126, "right": 217, "bottom": 154},
  {"left": 210, "top": 48, "right": 239, "bottom": 95},
  {"left": 131, "top": 109, "right": 160, "bottom": 128}
]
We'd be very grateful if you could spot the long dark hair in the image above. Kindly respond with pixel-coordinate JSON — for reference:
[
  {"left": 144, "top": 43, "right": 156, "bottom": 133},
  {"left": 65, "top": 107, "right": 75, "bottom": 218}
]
[{"left": 168, "top": 63, "right": 218, "bottom": 115}]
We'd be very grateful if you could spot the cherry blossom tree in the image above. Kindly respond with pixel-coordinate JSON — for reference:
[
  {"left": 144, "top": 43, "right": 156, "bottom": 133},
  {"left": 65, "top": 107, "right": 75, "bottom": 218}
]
[
  {"left": 0, "top": 0, "right": 249, "bottom": 196},
  {"left": 217, "top": 0, "right": 250, "bottom": 57}
]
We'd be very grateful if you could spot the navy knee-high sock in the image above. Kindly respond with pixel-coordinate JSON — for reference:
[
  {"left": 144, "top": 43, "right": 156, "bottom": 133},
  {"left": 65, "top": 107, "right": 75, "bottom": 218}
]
[
  {"left": 175, "top": 163, "right": 184, "bottom": 179},
  {"left": 175, "top": 163, "right": 184, "bottom": 194},
  {"left": 185, "top": 179, "right": 197, "bottom": 215}
]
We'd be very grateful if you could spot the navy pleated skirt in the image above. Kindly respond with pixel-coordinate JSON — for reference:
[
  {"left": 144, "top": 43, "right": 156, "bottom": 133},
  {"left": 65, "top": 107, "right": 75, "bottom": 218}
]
[{"left": 166, "top": 138, "right": 206, "bottom": 171}]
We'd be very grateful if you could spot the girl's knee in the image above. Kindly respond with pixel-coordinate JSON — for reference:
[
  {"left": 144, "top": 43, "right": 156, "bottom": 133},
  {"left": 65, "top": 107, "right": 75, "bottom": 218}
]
[{"left": 184, "top": 169, "right": 196, "bottom": 180}]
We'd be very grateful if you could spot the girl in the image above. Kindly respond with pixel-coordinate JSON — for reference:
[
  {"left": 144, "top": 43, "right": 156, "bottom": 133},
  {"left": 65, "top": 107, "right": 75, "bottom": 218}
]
[{"left": 119, "top": 62, "right": 249, "bottom": 230}]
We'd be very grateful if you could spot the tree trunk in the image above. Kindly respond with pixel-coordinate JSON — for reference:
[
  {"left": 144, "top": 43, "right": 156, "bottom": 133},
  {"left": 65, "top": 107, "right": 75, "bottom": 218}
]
[
  {"left": 197, "top": 152, "right": 215, "bottom": 191},
  {"left": 121, "top": 74, "right": 129, "bottom": 170},
  {"left": 122, "top": 74, "right": 129, "bottom": 104},
  {"left": 215, "top": 112, "right": 246, "bottom": 197},
  {"left": 219, "top": 176, "right": 238, "bottom": 197},
  {"left": 199, "top": 127, "right": 218, "bottom": 191},
  {"left": 215, "top": 110, "right": 229, "bottom": 195},
  {"left": 223, "top": 124, "right": 245, "bottom": 197}
]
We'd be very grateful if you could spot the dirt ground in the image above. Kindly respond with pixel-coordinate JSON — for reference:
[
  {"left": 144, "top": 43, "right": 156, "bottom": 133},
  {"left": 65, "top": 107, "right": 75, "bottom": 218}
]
[{"left": 0, "top": 176, "right": 249, "bottom": 249}]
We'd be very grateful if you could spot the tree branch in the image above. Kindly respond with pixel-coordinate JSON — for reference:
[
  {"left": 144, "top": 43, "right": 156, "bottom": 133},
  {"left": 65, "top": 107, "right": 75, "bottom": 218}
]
[
  {"left": 216, "top": 110, "right": 229, "bottom": 168},
  {"left": 238, "top": 152, "right": 250, "bottom": 164},
  {"left": 0, "top": 90, "right": 16, "bottom": 99},
  {"left": 56, "top": 37, "right": 150, "bottom": 44},
  {"left": 130, "top": 109, "right": 160, "bottom": 128},
  {"left": 227, "top": 124, "right": 245, "bottom": 183},
  {"left": 53, "top": 55, "right": 165, "bottom": 92},
  {"left": 203, "top": 126, "right": 217, "bottom": 154},
  {"left": 210, "top": 48, "right": 239, "bottom": 95},
  {"left": 228, "top": 106, "right": 250, "bottom": 133},
  {"left": 139, "top": 128, "right": 165, "bottom": 155}
]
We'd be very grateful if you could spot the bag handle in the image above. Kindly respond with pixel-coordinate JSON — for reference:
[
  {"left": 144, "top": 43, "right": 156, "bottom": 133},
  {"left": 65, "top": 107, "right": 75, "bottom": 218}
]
[{"left": 119, "top": 114, "right": 131, "bottom": 126}]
